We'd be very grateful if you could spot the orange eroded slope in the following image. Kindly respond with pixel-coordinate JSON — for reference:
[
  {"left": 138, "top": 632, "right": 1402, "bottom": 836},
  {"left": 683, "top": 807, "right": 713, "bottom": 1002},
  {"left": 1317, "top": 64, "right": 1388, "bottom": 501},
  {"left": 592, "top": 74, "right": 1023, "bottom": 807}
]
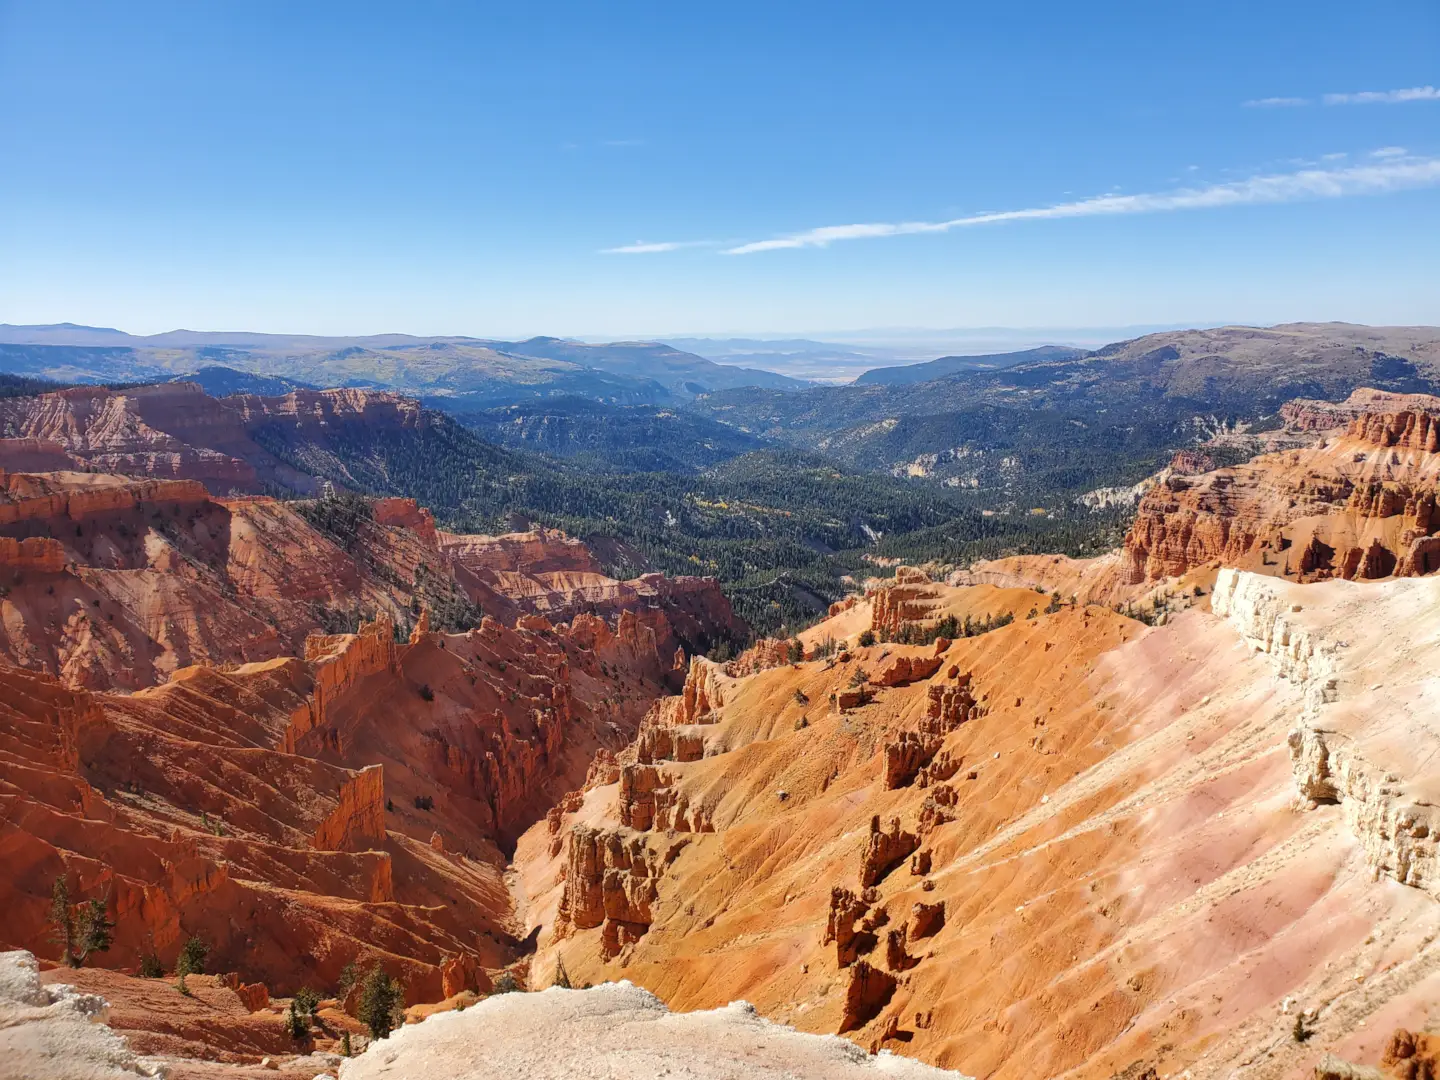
[{"left": 522, "top": 573, "right": 1440, "bottom": 1079}]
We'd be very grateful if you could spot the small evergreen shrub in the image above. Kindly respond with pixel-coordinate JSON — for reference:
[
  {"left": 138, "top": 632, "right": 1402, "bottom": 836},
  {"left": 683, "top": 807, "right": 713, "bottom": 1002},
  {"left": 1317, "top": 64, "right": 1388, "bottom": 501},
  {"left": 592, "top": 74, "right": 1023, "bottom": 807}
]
[{"left": 176, "top": 935, "right": 209, "bottom": 977}]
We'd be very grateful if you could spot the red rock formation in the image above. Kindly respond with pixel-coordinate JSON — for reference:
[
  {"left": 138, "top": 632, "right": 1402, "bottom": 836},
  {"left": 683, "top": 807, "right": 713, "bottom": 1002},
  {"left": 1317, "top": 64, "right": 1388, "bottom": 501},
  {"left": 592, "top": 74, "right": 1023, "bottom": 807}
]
[
  {"left": 0, "top": 384, "right": 263, "bottom": 493},
  {"left": 0, "top": 468, "right": 208, "bottom": 526},
  {"left": 372, "top": 497, "right": 438, "bottom": 545},
  {"left": 440, "top": 526, "right": 603, "bottom": 577},
  {"left": 440, "top": 529, "right": 744, "bottom": 661},
  {"left": 635, "top": 721, "right": 705, "bottom": 764},
  {"left": 618, "top": 764, "right": 665, "bottom": 831},
  {"left": 519, "top": 573, "right": 1440, "bottom": 1077},
  {"left": 235, "top": 981, "right": 270, "bottom": 1012},
  {"left": 291, "top": 617, "right": 398, "bottom": 751},
  {"left": 1280, "top": 388, "right": 1440, "bottom": 432},
  {"left": 909, "top": 901, "right": 945, "bottom": 940},
  {"left": 839, "top": 961, "right": 897, "bottom": 1033},
  {"left": 585, "top": 748, "right": 621, "bottom": 788},
  {"left": 440, "top": 952, "right": 492, "bottom": 998},
  {"left": 1381, "top": 1029, "right": 1440, "bottom": 1078},
  {"left": 0, "top": 381, "right": 474, "bottom": 500},
  {"left": 726, "top": 638, "right": 791, "bottom": 676},
  {"left": 883, "top": 731, "right": 941, "bottom": 790},
  {"left": 823, "top": 886, "right": 882, "bottom": 967},
  {"left": 0, "top": 535, "right": 65, "bottom": 572},
  {"left": 925, "top": 676, "right": 978, "bottom": 734},
  {"left": 0, "top": 437, "right": 82, "bottom": 472},
  {"left": 0, "top": 658, "right": 489, "bottom": 996},
  {"left": 884, "top": 925, "right": 918, "bottom": 972},
  {"left": 639, "top": 655, "right": 728, "bottom": 727},
  {"left": 916, "top": 785, "right": 960, "bottom": 834},
  {"left": 618, "top": 763, "right": 711, "bottom": 834},
  {"left": 1122, "top": 391, "right": 1440, "bottom": 586},
  {"left": 0, "top": 471, "right": 723, "bottom": 1018},
  {"left": 0, "top": 458, "right": 740, "bottom": 702},
  {"left": 859, "top": 816, "right": 919, "bottom": 888},
  {"left": 556, "top": 826, "right": 685, "bottom": 958},
  {"left": 312, "top": 765, "right": 386, "bottom": 853},
  {"left": 871, "top": 653, "right": 943, "bottom": 687},
  {"left": 869, "top": 567, "right": 937, "bottom": 638}
]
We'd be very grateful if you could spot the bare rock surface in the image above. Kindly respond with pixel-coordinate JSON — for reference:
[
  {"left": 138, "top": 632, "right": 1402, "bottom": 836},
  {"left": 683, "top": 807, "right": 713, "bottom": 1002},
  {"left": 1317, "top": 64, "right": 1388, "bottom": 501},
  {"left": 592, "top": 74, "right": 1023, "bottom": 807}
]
[
  {"left": 338, "top": 981, "right": 967, "bottom": 1080},
  {"left": 0, "top": 950, "right": 165, "bottom": 1080}
]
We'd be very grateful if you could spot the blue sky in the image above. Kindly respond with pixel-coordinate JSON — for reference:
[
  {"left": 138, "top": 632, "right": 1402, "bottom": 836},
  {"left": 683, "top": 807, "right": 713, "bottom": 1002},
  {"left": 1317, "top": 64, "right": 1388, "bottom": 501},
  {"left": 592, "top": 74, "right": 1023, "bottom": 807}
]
[{"left": 1, "top": 0, "right": 1437, "bottom": 338}]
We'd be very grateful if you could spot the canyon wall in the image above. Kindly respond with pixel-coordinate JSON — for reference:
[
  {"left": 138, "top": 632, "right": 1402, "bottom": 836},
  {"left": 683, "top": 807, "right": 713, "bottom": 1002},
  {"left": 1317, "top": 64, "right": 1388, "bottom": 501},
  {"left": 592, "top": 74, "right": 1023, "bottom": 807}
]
[
  {"left": 1122, "top": 390, "right": 1440, "bottom": 588},
  {"left": 522, "top": 570, "right": 1440, "bottom": 1080}
]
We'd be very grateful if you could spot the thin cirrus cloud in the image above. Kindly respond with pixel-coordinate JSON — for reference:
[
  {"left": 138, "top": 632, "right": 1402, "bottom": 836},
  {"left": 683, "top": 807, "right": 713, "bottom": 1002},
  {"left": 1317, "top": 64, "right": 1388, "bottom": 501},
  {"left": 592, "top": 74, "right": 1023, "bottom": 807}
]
[
  {"left": 604, "top": 155, "right": 1439, "bottom": 256},
  {"left": 600, "top": 239, "right": 718, "bottom": 254},
  {"left": 1324, "top": 86, "right": 1440, "bottom": 105},
  {"left": 1244, "top": 96, "right": 1310, "bottom": 108},
  {"left": 1245, "top": 85, "right": 1439, "bottom": 107}
]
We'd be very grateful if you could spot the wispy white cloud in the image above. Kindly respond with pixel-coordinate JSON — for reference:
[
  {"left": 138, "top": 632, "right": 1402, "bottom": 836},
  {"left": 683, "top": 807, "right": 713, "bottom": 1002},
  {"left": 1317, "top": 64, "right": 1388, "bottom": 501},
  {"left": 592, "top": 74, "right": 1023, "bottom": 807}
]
[
  {"left": 1371, "top": 146, "right": 1409, "bottom": 159},
  {"left": 1324, "top": 85, "right": 1439, "bottom": 105},
  {"left": 600, "top": 240, "right": 715, "bottom": 254},
  {"left": 1244, "top": 95, "right": 1310, "bottom": 108},
  {"left": 1244, "top": 86, "right": 1439, "bottom": 108},
  {"left": 717, "top": 156, "right": 1440, "bottom": 255}
]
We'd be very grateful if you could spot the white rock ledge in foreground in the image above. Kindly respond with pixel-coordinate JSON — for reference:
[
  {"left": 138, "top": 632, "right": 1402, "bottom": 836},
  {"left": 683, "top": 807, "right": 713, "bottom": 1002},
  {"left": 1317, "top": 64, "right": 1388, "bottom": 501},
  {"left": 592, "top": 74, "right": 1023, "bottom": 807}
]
[
  {"left": 0, "top": 950, "right": 165, "bottom": 1080},
  {"left": 339, "top": 981, "right": 970, "bottom": 1080}
]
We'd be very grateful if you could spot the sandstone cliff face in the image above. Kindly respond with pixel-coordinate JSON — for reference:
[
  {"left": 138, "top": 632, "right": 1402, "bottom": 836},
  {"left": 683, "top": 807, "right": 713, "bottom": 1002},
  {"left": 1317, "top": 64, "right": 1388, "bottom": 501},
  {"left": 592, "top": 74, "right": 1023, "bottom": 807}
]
[
  {"left": 0, "top": 568, "right": 692, "bottom": 1003},
  {"left": 0, "top": 437, "right": 82, "bottom": 472},
  {"left": 440, "top": 528, "right": 744, "bottom": 663},
  {"left": 0, "top": 383, "right": 261, "bottom": 493},
  {"left": 869, "top": 567, "right": 937, "bottom": 638},
  {"left": 312, "top": 765, "right": 387, "bottom": 853},
  {"left": 1280, "top": 388, "right": 1440, "bottom": 433},
  {"left": 1122, "top": 390, "right": 1440, "bottom": 588},
  {"left": 291, "top": 616, "right": 399, "bottom": 752},
  {"left": 0, "top": 535, "right": 65, "bottom": 572},
  {"left": 372, "top": 497, "right": 438, "bottom": 545},
  {"left": 0, "top": 469, "right": 733, "bottom": 1035},
  {"left": 555, "top": 826, "right": 685, "bottom": 959},
  {"left": 0, "top": 462, "right": 740, "bottom": 699},
  {"left": 0, "top": 658, "right": 464, "bottom": 997},
  {"left": 0, "top": 382, "right": 436, "bottom": 498},
  {"left": 0, "top": 468, "right": 209, "bottom": 526}
]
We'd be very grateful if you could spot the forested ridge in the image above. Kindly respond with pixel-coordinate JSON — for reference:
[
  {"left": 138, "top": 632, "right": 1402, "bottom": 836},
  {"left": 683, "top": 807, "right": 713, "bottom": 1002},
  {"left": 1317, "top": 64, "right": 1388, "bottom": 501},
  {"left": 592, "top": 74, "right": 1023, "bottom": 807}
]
[{"left": 251, "top": 408, "right": 1137, "bottom": 635}]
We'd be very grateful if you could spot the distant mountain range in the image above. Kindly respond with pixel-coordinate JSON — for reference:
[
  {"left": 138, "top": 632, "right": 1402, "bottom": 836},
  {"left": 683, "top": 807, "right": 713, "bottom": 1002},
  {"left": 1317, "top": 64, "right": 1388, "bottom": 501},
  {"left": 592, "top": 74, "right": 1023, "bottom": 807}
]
[
  {"left": 0, "top": 324, "right": 810, "bottom": 407},
  {"left": 9, "top": 322, "right": 1440, "bottom": 512},
  {"left": 687, "top": 322, "right": 1440, "bottom": 497},
  {"left": 663, "top": 326, "right": 1188, "bottom": 381},
  {"left": 853, "top": 345, "right": 1086, "bottom": 385}
]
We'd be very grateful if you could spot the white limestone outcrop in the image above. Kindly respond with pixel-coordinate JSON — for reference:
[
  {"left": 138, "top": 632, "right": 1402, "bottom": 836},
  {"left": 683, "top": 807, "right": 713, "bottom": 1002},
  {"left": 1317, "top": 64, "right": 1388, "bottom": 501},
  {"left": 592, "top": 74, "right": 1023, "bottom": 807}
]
[{"left": 1214, "top": 568, "right": 1440, "bottom": 896}]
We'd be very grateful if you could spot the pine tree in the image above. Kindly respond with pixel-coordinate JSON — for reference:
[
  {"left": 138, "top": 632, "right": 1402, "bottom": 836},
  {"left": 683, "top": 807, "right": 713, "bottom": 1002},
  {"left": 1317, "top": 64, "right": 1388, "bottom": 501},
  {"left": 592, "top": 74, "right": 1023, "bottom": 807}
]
[
  {"left": 50, "top": 878, "right": 74, "bottom": 967},
  {"left": 74, "top": 898, "right": 114, "bottom": 964},
  {"left": 50, "top": 878, "right": 113, "bottom": 968},
  {"left": 358, "top": 965, "right": 403, "bottom": 1041}
]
